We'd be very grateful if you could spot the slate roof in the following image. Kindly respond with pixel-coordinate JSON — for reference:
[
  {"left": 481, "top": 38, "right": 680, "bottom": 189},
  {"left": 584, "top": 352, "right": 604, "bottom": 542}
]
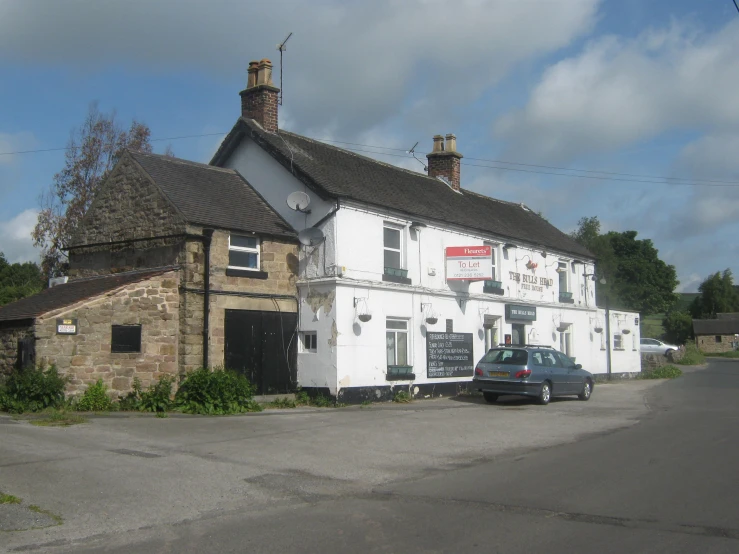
[
  {"left": 129, "top": 151, "right": 295, "bottom": 239},
  {"left": 693, "top": 319, "right": 739, "bottom": 335},
  {"left": 211, "top": 118, "right": 592, "bottom": 259},
  {"left": 0, "top": 267, "right": 177, "bottom": 323}
]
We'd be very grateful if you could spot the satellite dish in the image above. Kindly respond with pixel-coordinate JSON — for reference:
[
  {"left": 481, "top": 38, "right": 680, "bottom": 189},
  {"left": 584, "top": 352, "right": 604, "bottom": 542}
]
[
  {"left": 287, "top": 191, "right": 311, "bottom": 213},
  {"left": 298, "top": 227, "right": 325, "bottom": 246}
]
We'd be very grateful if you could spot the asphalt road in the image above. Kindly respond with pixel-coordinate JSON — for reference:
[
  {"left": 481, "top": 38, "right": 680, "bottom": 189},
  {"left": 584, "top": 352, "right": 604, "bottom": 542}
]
[{"left": 6, "top": 360, "right": 739, "bottom": 553}]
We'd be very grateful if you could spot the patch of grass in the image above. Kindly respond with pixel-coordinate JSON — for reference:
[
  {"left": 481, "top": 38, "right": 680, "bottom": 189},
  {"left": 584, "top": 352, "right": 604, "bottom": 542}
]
[
  {"left": 705, "top": 350, "right": 739, "bottom": 358},
  {"left": 0, "top": 493, "right": 21, "bottom": 504},
  {"left": 393, "top": 390, "right": 412, "bottom": 403},
  {"left": 29, "top": 409, "right": 87, "bottom": 427},
  {"left": 28, "top": 504, "right": 63, "bottom": 525},
  {"left": 267, "top": 397, "right": 297, "bottom": 409},
  {"left": 675, "top": 343, "right": 706, "bottom": 366},
  {"left": 360, "top": 400, "right": 372, "bottom": 409},
  {"left": 640, "top": 365, "right": 683, "bottom": 380}
]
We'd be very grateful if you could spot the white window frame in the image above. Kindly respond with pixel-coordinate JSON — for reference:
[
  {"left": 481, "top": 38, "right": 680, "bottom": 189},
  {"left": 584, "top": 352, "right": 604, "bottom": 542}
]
[
  {"left": 614, "top": 334, "right": 623, "bottom": 350},
  {"left": 386, "top": 318, "right": 410, "bottom": 367},
  {"left": 484, "top": 242, "right": 498, "bottom": 281},
  {"left": 228, "top": 234, "right": 260, "bottom": 271},
  {"left": 300, "top": 331, "right": 317, "bottom": 353},
  {"left": 558, "top": 261, "right": 569, "bottom": 293},
  {"left": 383, "top": 223, "right": 404, "bottom": 271}
]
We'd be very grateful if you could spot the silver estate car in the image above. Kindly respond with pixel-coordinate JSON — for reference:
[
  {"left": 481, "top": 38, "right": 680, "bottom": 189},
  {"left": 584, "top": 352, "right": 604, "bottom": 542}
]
[{"left": 473, "top": 346, "right": 594, "bottom": 405}]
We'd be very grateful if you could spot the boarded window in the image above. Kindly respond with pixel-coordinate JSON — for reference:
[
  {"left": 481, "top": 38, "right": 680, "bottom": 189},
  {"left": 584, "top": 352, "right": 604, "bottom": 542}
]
[{"left": 111, "top": 325, "right": 142, "bottom": 353}]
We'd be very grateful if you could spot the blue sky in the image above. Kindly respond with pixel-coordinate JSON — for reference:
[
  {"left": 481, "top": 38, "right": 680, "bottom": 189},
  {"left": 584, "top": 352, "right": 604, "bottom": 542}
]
[{"left": 1, "top": 0, "right": 738, "bottom": 292}]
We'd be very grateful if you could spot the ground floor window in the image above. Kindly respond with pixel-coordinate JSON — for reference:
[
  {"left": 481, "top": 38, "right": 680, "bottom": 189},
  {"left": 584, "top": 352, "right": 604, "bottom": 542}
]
[
  {"left": 716, "top": 335, "right": 722, "bottom": 343},
  {"left": 386, "top": 319, "right": 409, "bottom": 366},
  {"left": 111, "top": 325, "right": 142, "bottom": 353},
  {"left": 613, "top": 334, "right": 623, "bottom": 350},
  {"left": 559, "top": 329, "right": 572, "bottom": 358},
  {"left": 301, "top": 331, "right": 317, "bottom": 352}
]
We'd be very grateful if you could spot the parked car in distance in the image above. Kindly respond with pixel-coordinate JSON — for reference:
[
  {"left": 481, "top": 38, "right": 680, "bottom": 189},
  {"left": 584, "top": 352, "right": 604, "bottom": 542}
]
[
  {"left": 472, "top": 345, "right": 594, "bottom": 405},
  {"left": 640, "top": 338, "right": 679, "bottom": 356}
]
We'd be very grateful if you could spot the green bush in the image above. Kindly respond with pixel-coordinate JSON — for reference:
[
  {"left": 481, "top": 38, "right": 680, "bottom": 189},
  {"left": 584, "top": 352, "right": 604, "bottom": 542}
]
[
  {"left": 75, "top": 379, "right": 113, "bottom": 412},
  {"left": 174, "top": 368, "right": 261, "bottom": 415},
  {"left": 140, "top": 375, "right": 175, "bottom": 413},
  {"left": 675, "top": 343, "right": 705, "bottom": 366},
  {"left": 640, "top": 365, "right": 683, "bottom": 379},
  {"left": 117, "top": 377, "right": 143, "bottom": 411},
  {"left": 393, "top": 390, "right": 412, "bottom": 403},
  {"left": 0, "top": 365, "right": 68, "bottom": 413}
]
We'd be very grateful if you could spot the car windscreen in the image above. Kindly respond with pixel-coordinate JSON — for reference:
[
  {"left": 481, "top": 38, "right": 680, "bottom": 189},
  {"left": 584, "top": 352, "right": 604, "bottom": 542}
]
[{"left": 481, "top": 349, "right": 528, "bottom": 365}]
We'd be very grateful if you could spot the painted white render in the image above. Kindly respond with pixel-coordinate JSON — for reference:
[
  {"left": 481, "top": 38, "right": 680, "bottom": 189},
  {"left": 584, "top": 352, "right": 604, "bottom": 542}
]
[{"left": 219, "top": 135, "right": 641, "bottom": 397}]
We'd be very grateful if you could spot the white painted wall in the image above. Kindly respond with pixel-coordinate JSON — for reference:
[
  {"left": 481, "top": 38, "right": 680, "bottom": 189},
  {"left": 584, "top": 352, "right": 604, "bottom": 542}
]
[
  {"left": 296, "top": 283, "right": 338, "bottom": 390},
  {"left": 222, "top": 138, "right": 336, "bottom": 231}
]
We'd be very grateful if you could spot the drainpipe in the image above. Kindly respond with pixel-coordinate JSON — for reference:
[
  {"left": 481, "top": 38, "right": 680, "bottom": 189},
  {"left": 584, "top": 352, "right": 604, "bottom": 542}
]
[
  {"left": 605, "top": 294, "right": 612, "bottom": 381},
  {"left": 202, "top": 229, "right": 214, "bottom": 369}
]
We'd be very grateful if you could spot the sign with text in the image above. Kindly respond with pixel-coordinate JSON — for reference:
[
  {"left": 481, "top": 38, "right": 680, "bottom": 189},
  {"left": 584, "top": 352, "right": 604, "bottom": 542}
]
[
  {"left": 505, "top": 304, "right": 537, "bottom": 321},
  {"left": 445, "top": 246, "right": 492, "bottom": 281},
  {"left": 427, "top": 332, "right": 474, "bottom": 378},
  {"left": 56, "top": 318, "right": 78, "bottom": 335}
]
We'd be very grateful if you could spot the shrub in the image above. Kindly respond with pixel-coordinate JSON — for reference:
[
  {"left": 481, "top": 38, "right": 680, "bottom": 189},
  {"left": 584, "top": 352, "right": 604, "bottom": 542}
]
[
  {"left": 393, "top": 390, "right": 412, "bottom": 403},
  {"left": 140, "top": 375, "right": 175, "bottom": 413},
  {"left": 117, "top": 377, "right": 143, "bottom": 411},
  {"left": 75, "top": 379, "right": 113, "bottom": 412},
  {"left": 0, "top": 365, "right": 68, "bottom": 413},
  {"left": 675, "top": 343, "right": 705, "bottom": 366},
  {"left": 640, "top": 365, "right": 683, "bottom": 379},
  {"left": 175, "top": 368, "right": 262, "bottom": 415}
]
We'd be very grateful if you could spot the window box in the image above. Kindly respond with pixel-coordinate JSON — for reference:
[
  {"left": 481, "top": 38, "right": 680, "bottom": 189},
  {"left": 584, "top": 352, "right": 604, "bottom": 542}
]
[
  {"left": 559, "top": 291, "right": 574, "bottom": 304},
  {"left": 483, "top": 280, "right": 504, "bottom": 294},
  {"left": 384, "top": 267, "right": 408, "bottom": 278},
  {"left": 387, "top": 365, "right": 415, "bottom": 381}
]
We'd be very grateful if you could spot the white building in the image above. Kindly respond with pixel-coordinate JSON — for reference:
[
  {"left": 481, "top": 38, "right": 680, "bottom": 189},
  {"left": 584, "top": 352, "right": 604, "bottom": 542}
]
[{"left": 211, "top": 58, "right": 641, "bottom": 401}]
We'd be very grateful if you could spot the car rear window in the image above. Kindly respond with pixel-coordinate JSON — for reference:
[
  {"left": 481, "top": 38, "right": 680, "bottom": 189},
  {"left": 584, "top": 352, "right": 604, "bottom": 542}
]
[{"left": 482, "top": 349, "right": 528, "bottom": 365}]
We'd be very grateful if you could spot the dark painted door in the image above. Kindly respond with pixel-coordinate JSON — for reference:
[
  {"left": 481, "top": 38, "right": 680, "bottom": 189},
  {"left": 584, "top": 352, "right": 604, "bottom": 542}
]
[{"left": 224, "top": 309, "right": 297, "bottom": 395}]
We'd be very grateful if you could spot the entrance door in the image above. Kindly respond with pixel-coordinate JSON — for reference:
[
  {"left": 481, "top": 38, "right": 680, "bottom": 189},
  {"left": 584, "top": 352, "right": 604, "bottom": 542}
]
[
  {"left": 511, "top": 324, "right": 526, "bottom": 346},
  {"left": 484, "top": 324, "right": 498, "bottom": 352},
  {"left": 224, "top": 309, "right": 297, "bottom": 395}
]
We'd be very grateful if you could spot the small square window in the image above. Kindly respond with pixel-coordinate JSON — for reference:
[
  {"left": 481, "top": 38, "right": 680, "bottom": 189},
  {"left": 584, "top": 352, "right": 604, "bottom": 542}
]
[
  {"left": 229, "top": 234, "right": 260, "bottom": 271},
  {"left": 301, "top": 331, "right": 317, "bottom": 352},
  {"left": 716, "top": 335, "right": 722, "bottom": 343},
  {"left": 112, "top": 325, "right": 142, "bottom": 353}
]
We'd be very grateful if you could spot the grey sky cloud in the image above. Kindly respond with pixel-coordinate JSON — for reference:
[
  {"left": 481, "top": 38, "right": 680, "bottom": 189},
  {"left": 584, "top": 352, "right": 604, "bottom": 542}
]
[{"left": 0, "top": 208, "right": 39, "bottom": 264}]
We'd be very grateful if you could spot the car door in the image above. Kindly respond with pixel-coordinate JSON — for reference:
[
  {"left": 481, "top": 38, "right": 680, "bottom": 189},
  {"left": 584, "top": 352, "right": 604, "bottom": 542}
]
[
  {"left": 641, "top": 338, "right": 657, "bottom": 354},
  {"left": 556, "top": 351, "right": 581, "bottom": 393},
  {"left": 541, "top": 351, "right": 565, "bottom": 394}
]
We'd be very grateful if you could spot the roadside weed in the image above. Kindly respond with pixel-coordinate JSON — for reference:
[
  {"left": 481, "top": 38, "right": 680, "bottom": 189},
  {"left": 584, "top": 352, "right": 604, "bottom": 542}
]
[
  {"left": 640, "top": 365, "right": 683, "bottom": 380},
  {"left": 393, "top": 390, "right": 412, "bottom": 403},
  {"left": 0, "top": 493, "right": 21, "bottom": 504}
]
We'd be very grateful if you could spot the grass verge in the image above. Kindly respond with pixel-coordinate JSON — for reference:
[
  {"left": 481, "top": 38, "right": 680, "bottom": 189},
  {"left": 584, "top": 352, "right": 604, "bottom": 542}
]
[
  {"left": 705, "top": 350, "right": 739, "bottom": 358},
  {"left": 640, "top": 365, "right": 683, "bottom": 380},
  {"left": 27, "top": 408, "right": 87, "bottom": 427},
  {"left": 28, "top": 505, "right": 63, "bottom": 525},
  {"left": 675, "top": 343, "right": 706, "bottom": 366}
]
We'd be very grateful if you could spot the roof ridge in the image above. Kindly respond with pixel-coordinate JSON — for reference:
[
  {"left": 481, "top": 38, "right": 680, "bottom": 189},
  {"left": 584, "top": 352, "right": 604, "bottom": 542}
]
[
  {"left": 129, "top": 150, "right": 237, "bottom": 174},
  {"left": 276, "top": 128, "right": 442, "bottom": 183}
]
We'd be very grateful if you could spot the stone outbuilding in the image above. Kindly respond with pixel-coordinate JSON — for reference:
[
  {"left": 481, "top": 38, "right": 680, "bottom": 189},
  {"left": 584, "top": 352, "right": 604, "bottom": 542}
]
[
  {"left": 0, "top": 151, "right": 300, "bottom": 396},
  {"left": 693, "top": 316, "right": 739, "bottom": 353}
]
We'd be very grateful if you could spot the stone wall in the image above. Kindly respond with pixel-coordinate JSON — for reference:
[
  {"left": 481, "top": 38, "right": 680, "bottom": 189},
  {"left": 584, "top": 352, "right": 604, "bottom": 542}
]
[
  {"left": 34, "top": 270, "right": 180, "bottom": 396},
  {"left": 68, "top": 153, "right": 186, "bottom": 278},
  {"left": 180, "top": 229, "right": 299, "bottom": 373},
  {"left": 696, "top": 334, "right": 739, "bottom": 353},
  {"left": 0, "top": 323, "right": 34, "bottom": 377}
]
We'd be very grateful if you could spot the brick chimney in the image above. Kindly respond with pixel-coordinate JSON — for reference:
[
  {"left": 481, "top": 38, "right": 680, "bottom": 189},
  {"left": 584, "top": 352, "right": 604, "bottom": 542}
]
[
  {"left": 427, "top": 133, "right": 463, "bottom": 191},
  {"left": 239, "top": 59, "right": 280, "bottom": 133}
]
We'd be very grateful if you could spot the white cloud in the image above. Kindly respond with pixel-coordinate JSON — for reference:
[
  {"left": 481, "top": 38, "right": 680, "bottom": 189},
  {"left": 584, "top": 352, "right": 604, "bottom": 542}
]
[
  {"left": 0, "top": 0, "right": 600, "bottom": 138},
  {"left": 0, "top": 209, "right": 40, "bottom": 264},
  {"left": 0, "top": 132, "right": 36, "bottom": 165},
  {"left": 495, "top": 20, "right": 739, "bottom": 162}
]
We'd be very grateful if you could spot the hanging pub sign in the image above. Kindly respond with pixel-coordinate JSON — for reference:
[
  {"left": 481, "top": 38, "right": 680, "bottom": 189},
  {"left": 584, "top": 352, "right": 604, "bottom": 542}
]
[
  {"left": 56, "top": 318, "right": 78, "bottom": 335},
  {"left": 445, "top": 246, "right": 492, "bottom": 281}
]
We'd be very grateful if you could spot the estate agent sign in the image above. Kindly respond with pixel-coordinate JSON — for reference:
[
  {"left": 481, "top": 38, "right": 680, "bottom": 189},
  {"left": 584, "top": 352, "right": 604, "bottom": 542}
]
[{"left": 445, "top": 246, "right": 492, "bottom": 281}]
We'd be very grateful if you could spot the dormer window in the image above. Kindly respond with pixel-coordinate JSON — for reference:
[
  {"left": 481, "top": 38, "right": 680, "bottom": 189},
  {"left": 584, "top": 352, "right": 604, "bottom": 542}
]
[{"left": 229, "top": 235, "right": 260, "bottom": 271}]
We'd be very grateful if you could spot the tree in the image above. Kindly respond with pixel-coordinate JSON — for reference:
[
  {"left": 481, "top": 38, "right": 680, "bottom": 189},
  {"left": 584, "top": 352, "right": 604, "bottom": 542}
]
[
  {"left": 0, "top": 253, "right": 44, "bottom": 306},
  {"left": 32, "top": 104, "right": 152, "bottom": 277},
  {"left": 689, "top": 269, "right": 739, "bottom": 319},
  {"left": 662, "top": 311, "right": 693, "bottom": 345},
  {"left": 571, "top": 217, "right": 678, "bottom": 315}
]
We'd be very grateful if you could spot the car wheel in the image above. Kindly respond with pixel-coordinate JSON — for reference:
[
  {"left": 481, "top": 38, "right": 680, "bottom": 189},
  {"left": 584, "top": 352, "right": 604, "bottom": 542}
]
[
  {"left": 483, "top": 392, "right": 499, "bottom": 404},
  {"left": 578, "top": 379, "right": 592, "bottom": 401},
  {"left": 665, "top": 349, "right": 675, "bottom": 357},
  {"left": 536, "top": 381, "right": 551, "bottom": 405}
]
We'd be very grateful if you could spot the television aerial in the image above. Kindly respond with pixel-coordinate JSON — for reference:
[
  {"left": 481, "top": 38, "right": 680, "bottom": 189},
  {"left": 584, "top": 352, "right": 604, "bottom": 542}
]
[
  {"left": 287, "top": 191, "right": 311, "bottom": 214},
  {"left": 298, "top": 227, "right": 325, "bottom": 246}
]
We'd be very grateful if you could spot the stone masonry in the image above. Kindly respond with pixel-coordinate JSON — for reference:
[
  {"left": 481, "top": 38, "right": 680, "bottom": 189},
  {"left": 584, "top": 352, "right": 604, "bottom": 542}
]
[
  {"left": 33, "top": 270, "right": 180, "bottom": 396},
  {"left": 696, "top": 334, "right": 739, "bottom": 354},
  {"left": 68, "top": 152, "right": 186, "bottom": 278}
]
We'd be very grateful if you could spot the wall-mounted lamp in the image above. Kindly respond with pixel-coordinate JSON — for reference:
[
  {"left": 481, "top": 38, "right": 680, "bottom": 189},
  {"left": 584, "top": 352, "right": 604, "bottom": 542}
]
[
  {"left": 541, "top": 251, "right": 547, "bottom": 258},
  {"left": 503, "top": 243, "right": 517, "bottom": 250},
  {"left": 409, "top": 221, "right": 426, "bottom": 231}
]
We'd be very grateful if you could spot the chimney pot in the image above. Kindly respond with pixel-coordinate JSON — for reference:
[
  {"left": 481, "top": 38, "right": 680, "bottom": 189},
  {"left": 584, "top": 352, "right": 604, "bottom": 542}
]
[
  {"left": 240, "top": 56, "right": 280, "bottom": 133},
  {"left": 445, "top": 133, "right": 457, "bottom": 152},
  {"left": 426, "top": 133, "right": 463, "bottom": 191},
  {"left": 247, "top": 61, "right": 259, "bottom": 88},
  {"left": 432, "top": 135, "right": 445, "bottom": 152},
  {"left": 257, "top": 59, "right": 274, "bottom": 86}
]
